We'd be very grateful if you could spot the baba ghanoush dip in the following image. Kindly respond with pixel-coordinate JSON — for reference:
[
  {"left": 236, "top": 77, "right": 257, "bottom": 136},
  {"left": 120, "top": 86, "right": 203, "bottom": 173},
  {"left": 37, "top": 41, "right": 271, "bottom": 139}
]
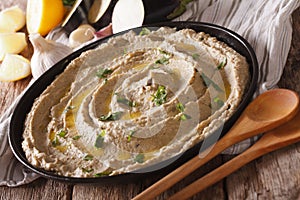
[{"left": 22, "top": 27, "right": 249, "bottom": 177}]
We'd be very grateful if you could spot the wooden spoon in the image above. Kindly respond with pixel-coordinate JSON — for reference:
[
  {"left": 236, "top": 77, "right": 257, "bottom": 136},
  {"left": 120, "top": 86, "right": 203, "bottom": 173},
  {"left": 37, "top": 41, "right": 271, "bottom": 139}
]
[
  {"left": 133, "top": 89, "right": 299, "bottom": 200},
  {"left": 169, "top": 103, "right": 300, "bottom": 200}
]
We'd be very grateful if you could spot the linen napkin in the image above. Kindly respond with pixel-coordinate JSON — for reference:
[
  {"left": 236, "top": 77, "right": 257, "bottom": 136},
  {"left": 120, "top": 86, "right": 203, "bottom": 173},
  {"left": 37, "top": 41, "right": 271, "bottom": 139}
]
[{"left": 0, "top": 0, "right": 299, "bottom": 187}]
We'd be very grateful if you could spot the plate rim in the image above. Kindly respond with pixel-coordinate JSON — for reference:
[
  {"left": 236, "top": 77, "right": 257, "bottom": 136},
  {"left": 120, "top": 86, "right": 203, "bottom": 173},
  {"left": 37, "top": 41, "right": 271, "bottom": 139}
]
[{"left": 9, "top": 21, "right": 258, "bottom": 184}]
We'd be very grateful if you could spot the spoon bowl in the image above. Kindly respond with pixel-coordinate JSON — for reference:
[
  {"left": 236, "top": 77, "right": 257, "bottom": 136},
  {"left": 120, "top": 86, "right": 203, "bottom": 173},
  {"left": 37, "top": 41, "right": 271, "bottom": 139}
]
[{"left": 246, "top": 89, "right": 299, "bottom": 121}]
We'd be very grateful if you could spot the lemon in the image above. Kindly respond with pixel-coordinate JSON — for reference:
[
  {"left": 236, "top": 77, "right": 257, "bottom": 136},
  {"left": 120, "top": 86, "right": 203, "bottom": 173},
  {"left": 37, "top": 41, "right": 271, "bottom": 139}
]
[
  {"left": 0, "top": 54, "right": 31, "bottom": 82},
  {"left": 0, "top": 32, "right": 27, "bottom": 61},
  {"left": 26, "top": 0, "right": 65, "bottom": 36},
  {"left": 0, "top": 6, "right": 26, "bottom": 33}
]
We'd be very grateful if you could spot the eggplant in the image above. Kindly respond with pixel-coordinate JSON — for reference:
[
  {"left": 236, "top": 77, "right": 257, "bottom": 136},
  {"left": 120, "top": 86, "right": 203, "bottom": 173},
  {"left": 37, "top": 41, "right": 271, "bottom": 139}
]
[
  {"left": 143, "top": 0, "right": 180, "bottom": 24},
  {"left": 62, "top": 0, "right": 192, "bottom": 33},
  {"left": 111, "top": 0, "right": 145, "bottom": 33}
]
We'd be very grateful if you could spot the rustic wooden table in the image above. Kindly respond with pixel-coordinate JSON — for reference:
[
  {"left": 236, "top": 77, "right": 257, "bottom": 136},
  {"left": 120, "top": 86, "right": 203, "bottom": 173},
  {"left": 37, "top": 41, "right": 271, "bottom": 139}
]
[{"left": 0, "top": 1, "right": 299, "bottom": 200}]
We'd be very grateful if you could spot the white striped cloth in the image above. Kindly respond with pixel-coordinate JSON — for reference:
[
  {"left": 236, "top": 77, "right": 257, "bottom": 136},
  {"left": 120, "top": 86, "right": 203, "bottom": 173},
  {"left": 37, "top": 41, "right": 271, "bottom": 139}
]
[
  {"left": 0, "top": 0, "right": 299, "bottom": 187},
  {"left": 175, "top": 0, "right": 300, "bottom": 153}
]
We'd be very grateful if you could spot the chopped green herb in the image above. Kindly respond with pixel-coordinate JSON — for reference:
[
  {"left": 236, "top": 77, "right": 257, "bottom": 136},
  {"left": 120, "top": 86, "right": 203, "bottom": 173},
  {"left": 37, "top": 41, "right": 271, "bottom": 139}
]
[
  {"left": 176, "top": 103, "right": 190, "bottom": 120},
  {"left": 152, "top": 85, "right": 167, "bottom": 106},
  {"left": 217, "top": 58, "right": 227, "bottom": 70},
  {"left": 192, "top": 53, "right": 200, "bottom": 60},
  {"left": 123, "top": 48, "right": 128, "bottom": 54},
  {"left": 180, "top": 113, "right": 191, "bottom": 121},
  {"left": 176, "top": 103, "right": 185, "bottom": 113},
  {"left": 134, "top": 154, "right": 145, "bottom": 163},
  {"left": 176, "top": 103, "right": 191, "bottom": 121},
  {"left": 72, "top": 135, "right": 81, "bottom": 140},
  {"left": 96, "top": 68, "right": 113, "bottom": 79},
  {"left": 100, "top": 112, "right": 123, "bottom": 121},
  {"left": 83, "top": 154, "right": 94, "bottom": 161},
  {"left": 139, "top": 27, "right": 151, "bottom": 36},
  {"left": 95, "top": 134, "right": 105, "bottom": 149},
  {"left": 155, "top": 56, "right": 170, "bottom": 65},
  {"left": 117, "top": 96, "right": 136, "bottom": 107},
  {"left": 63, "top": 105, "right": 75, "bottom": 114},
  {"left": 213, "top": 97, "right": 224, "bottom": 107},
  {"left": 158, "top": 48, "right": 171, "bottom": 56},
  {"left": 94, "top": 171, "right": 111, "bottom": 177},
  {"left": 201, "top": 73, "right": 223, "bottom": 92},
  {"left": 100, "top": 129, "right": 106, "bottom": 136},
  {"left": 57, "top": 129, "right": 67, "bottom": 138},
  {"left": 82, "top": 168, "right": 94, "bottom": 173},
  {"left": 51, "top": 137, "right": 60, "bottom": 147},
  {"left": 129, "top": 101, "right": 137, "bottom": 107},
  {"left": 127, "top": 130, "right": 136, "bottom": 142},
  {"left": 67, "top": 105, "right": 75, "bottom": 110}
]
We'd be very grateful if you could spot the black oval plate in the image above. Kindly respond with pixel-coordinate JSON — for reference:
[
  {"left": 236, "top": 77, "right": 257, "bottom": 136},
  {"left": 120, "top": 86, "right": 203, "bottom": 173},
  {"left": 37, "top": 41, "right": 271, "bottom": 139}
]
[{"left": 9, "top": 22, "right": 258, "bottom": 184}]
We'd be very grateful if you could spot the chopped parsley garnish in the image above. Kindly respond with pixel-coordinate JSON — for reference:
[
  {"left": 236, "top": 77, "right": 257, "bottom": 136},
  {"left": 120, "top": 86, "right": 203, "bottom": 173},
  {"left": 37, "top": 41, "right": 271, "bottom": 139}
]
[
  {"left": 117, "top": 96, "right": 136, "bottom": 107},
  {"left": 176, "top": 103, "right": 185, "bottom": 113},
  {"left": 51, "top": 137, "right": 60, "bottom": 147},
  {"left": 139, "top": 27, "right": 151, "bottom": 36},
  {"left": 95, "top": 131, "right": 105, "bottom": 148},
  {"left": 72, "top": 135, "right": 81, "bottom": 140},
  {"left": 96, "top": 68, "right": 113, "bottom": 79},
  {"left": 213, "top": 97, "right": 225, "bottom": 107},
  {"left": 94, "top": 171, "right": 112, "bottom": 177},
  {"left": 127, "top": 130, "right": 136, "bottom": 142},
  {"left": 192, "top": 53, "right": 200, "bottom": 60},
  {"left": 176, "top": 102, "right": 191, "bottom": 121},
  {"left": 152, "top": 85, "right": 167, "bottom": 106},
  {"left": 180, "top": 113, "right": 191, "bottom": 121},
  {"left": 83, "top": 154, "right": 94, "bottom": 161},
  {"left": 158, "top": 48, "right": 171, "bottom": 55},
  {"left": 123, "top": 48, "right": 128, "bottom": 54},
  {"left": 57, "top": 129, "right": 67, "bottom": 138},
  {"left": 67, "top": 105, "right": 75, "bottom": 110},
  {"left": 63, "top": 105, "right": 75, "bottom": 114},
  {"left": 217, "top": 58, "right": 227, "bottom": 70},
  {"left": 82, "top": 168, "right": 94, "bottom": 173},
  {"left": 52, "top": 129, "right": 67, "bottom": 146},
  {"left": 155, "top": 56, "right": 170, "bottom": 65},
  {"left": 100, "top": 112, "right": 123, "bottom": 121},
  {"left": 134, "top": 154, "right": 145, "bottom": 163},
  {"left": 201, "top": 73, "right": 223, "bottom": 92}
]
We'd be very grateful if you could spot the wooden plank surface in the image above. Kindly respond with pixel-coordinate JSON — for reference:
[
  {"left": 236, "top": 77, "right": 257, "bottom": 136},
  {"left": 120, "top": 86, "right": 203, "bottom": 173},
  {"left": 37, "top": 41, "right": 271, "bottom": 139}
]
[{"left": 0, "top": 1, "right": 299, "bottom": 199}]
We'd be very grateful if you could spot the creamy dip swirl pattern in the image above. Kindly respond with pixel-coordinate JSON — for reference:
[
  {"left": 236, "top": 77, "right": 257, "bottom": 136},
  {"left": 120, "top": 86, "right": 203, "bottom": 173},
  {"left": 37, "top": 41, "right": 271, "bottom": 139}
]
[{"left": 22, "top": 27, "right": 249, "bottom": 177}]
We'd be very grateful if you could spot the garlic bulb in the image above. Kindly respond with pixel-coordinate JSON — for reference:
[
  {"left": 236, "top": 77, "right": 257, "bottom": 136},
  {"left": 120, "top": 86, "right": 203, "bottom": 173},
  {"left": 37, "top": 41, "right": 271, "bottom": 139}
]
[
  {"left": 46, "top": 27, "right": 70, "bottom": 47},
  {"left": 29, "top": 33, "right": 73, "bottom": 79}
]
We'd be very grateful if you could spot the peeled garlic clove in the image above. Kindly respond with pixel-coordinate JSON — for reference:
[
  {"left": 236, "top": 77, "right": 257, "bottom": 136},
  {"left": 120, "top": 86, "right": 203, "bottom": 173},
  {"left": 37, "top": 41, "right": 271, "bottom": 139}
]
[
  {"left": 29, "top": 33, "right": 73, "bottom": 79},
  {"left": 69, "top": 24, "right": 96, "bottom": 48},
  {"left": 46, "top": 27, "right": 70, "bottom": 47}
]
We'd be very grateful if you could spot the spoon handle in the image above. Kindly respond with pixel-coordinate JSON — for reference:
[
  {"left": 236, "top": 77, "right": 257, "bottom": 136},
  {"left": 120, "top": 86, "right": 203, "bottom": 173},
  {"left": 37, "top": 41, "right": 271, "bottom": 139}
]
[
  {"left": 132, "top": 141, "right": 225, "bottom": 200},
  {"left": 132, "top": 115, "right": 291, "bottom": 200},
  {"left": 133, "top": 89, "right": 299, "bottom": 200},
  {"left": 168, "top": 113, "right": 300, "bottom": 200},
  {"left": 132, "top": 116, "right": 282, "bottom": 200}
]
